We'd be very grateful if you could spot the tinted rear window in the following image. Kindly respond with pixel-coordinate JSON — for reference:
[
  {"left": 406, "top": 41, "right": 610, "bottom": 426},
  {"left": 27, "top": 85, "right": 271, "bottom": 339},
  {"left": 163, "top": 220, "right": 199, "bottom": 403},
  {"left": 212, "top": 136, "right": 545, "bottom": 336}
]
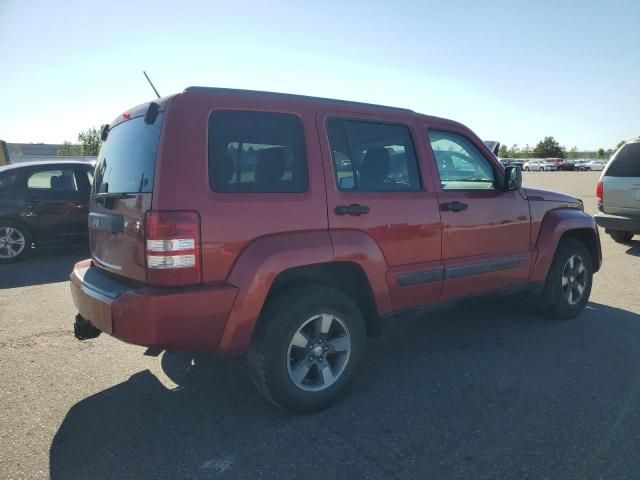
[
  {"left": 208, "top": 111, "right": 308, "bottom": 193},
  {"left": 606, "top": 143, "right": 640, "bottom": 177},
  {"left": 93, "top": 113, "right": 164, "bottom": 194}
]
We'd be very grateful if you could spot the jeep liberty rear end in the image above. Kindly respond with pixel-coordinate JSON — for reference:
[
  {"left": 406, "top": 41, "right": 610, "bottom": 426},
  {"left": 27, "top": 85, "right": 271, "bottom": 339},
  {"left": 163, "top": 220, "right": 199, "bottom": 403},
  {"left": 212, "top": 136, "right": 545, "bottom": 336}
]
[{"left": 71, "top": 87, "right": 601, "bottom": 412}]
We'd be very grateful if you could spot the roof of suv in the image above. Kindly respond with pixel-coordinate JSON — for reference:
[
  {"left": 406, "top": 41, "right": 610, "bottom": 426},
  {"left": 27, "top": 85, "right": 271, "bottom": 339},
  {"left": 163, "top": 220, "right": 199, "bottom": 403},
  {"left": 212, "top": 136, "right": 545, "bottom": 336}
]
[{"left": 184, "top": 86, "right": 415, "bottom": 114}]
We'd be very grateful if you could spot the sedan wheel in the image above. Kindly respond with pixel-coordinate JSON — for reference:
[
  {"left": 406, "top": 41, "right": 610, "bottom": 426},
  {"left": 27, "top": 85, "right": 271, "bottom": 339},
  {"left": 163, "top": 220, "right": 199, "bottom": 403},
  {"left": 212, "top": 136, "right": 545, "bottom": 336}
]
[{"left": 0, "top": 225, "right": 29, "bottom": 261}]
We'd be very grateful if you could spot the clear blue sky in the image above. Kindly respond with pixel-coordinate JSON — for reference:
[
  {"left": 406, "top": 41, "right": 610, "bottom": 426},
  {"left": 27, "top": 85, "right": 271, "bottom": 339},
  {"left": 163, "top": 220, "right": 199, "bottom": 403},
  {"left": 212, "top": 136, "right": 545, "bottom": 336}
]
[{"left": 1, "top": 0, "right": 638, "bottom": 150}]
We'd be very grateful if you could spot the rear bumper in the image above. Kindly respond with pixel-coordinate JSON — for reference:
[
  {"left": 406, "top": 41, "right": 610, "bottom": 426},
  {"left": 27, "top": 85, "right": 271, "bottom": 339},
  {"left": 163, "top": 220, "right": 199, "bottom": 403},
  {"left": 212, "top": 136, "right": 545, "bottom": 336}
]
[
  {"left": 70, "top": 259, "right": 239, "bottom": 353},
  {"left": 594, "top": 211, "right": 640, "bottom": 233}
]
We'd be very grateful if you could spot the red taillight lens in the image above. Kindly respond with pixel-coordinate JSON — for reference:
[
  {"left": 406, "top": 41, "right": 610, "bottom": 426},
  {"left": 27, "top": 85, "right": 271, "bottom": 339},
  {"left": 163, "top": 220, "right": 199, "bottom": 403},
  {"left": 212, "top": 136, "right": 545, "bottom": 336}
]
[
  {"left": 596, "top": 181, "right": 604, "bottom": 208},
  {"left": 144, "top": 210, "right": 201, "bottom": 286}
]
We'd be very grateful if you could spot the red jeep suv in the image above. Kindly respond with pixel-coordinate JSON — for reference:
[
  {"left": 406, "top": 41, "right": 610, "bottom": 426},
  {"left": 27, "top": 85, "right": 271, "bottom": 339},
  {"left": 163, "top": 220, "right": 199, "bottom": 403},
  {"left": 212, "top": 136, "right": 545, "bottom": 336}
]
[{"left": 70, "top": 87, "right": 601, "bottom": 411}]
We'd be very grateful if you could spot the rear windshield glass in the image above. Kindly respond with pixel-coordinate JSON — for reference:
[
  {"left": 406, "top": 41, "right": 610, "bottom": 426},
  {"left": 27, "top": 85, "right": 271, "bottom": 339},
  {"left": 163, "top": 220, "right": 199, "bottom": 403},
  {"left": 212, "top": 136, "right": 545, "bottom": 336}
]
[
  {"left": 606, "top": 143, "right": 640, "bottom": 177},
  {"left": 93, "top": 113, "right": 164, "bottom": 194},
  {"left": 208, "top": 111, "right": 308, "bottom": 193}
]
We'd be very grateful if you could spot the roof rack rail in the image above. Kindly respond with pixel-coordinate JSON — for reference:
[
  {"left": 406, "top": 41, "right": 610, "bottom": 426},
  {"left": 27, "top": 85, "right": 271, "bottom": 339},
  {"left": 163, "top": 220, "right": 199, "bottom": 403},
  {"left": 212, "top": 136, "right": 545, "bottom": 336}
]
[{"left": 183, "top": 86, "right": 414, "bottom": 114}]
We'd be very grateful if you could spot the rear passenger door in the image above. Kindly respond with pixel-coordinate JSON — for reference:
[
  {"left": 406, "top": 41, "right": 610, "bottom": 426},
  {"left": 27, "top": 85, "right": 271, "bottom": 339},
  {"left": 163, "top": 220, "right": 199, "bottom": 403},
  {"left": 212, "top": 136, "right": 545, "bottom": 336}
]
[
  {"left": 24, "top": 166, "right": 89, "bottom": 245},
  {"left": 317, "top": 111, "right": 443, "bottom": 313}
]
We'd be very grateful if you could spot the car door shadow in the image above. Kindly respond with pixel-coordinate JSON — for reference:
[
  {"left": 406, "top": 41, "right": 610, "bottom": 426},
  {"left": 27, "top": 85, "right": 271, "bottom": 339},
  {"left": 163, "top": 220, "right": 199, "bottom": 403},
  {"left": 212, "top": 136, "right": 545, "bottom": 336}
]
[
  {"left": 0, "top": 245, "right": 88, "bottom": 289},
  {"left": 50, "top": 299, "right": 640, "bottom": 480}
]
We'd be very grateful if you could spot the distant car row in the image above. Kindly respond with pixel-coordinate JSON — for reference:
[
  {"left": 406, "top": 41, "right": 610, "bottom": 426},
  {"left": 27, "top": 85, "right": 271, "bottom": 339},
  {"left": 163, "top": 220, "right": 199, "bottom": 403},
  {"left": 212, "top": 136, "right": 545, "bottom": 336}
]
[{"left": 499, "top": 158, "right": 606, "bottom": 171}]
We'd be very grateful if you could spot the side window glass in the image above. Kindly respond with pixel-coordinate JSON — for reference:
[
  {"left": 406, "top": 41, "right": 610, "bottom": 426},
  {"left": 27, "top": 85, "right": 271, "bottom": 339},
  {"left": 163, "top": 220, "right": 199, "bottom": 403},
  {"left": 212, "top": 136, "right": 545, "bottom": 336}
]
[
  {"left": 27, "top": 169, "right": 79, "bottom": 192},
  {"left": 428, "top": 130, "right": 495, "bottom": 190},
  {"left": 326, "top": 118, "right": 421, "bottom": 192},
  {"left": 208, "top": 111, "right": 308, "bottom": 193}
]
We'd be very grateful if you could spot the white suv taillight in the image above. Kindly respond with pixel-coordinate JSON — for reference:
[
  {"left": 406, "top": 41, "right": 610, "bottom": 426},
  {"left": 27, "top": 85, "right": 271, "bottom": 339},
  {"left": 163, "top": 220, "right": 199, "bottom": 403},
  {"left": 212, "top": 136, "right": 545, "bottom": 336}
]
[{"left": 145, "top": 210, "right": 201, "bottom": 286}]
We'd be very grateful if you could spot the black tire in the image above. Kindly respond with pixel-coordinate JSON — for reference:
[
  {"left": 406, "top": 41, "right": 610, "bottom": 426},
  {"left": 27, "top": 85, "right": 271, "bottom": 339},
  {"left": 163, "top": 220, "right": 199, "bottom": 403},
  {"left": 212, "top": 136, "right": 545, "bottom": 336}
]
[
  {"left": 609, "top": 230, "right": 634, "bottom": 243},
  {"left": 536, "top": 237, "right": 593, "bottom": 319},
  {"left": 248, "top": 284, "right": 367, "bottom": 412},
  {"left": 524, "top": 167, "right": 530, "bottom": 171},
  {"left": 0, "top": 220, "right": 32, "bottom": 263}
]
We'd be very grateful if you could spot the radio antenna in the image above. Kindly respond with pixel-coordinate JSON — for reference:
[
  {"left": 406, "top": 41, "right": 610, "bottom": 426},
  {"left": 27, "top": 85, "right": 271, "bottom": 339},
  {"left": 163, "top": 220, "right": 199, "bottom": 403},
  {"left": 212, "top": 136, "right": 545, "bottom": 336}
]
[{"left": 143, "top": 71, "right": 161, "bottom": 99}]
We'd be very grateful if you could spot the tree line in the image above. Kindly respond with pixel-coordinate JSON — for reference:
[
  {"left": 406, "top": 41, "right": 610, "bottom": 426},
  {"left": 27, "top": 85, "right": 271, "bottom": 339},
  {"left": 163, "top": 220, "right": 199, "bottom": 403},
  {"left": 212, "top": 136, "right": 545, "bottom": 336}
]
[
  {"left": 57, "top": 127, "right": 102, "bottom": 156},
  {"left": 498, "top": 136, "right": 633, "bottom": 160}
]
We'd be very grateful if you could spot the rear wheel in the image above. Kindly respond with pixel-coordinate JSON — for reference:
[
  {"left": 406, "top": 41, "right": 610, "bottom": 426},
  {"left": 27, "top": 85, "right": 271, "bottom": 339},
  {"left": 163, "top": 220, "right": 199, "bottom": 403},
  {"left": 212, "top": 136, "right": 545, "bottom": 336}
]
[
  {"left": 0, "top": 221, "right": 32, "bottom": 263},
  {"left": 609, "top": 230, "right": 634, "bottom": 243},
  {"left": 536, "top": 237, "right": 593, "bottom": 319},
  {"left": 524, "top": 167, "right": 530, "bottom": 171},
  {"left": 248, "top": 285, "right": 367, "bottom": 412},
  {"left": 540, "top": 167, "right": 545, "bottom": 171}
]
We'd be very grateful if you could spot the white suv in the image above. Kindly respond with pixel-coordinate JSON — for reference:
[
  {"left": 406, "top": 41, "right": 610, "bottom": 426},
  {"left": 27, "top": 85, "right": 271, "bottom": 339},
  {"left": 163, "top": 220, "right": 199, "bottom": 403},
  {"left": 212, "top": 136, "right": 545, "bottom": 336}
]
[{"left": 595, "top": 139, "right": 640, "bottom": 243}]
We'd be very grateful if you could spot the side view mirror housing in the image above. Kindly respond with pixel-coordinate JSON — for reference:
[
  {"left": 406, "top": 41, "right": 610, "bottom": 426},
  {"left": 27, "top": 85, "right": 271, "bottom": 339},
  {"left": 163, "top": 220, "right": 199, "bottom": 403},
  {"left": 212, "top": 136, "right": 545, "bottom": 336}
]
[{"left": 503, "top": 165, "right": 522, "bottom": 191}]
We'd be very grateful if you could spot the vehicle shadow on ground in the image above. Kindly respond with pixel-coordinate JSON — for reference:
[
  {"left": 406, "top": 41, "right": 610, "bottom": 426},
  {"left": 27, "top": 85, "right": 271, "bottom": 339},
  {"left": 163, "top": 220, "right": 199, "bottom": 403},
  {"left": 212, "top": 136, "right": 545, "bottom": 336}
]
[
  {"left": 625, "top": 240, "right": 640, "bottom": 257},
  {"left": 0, "top": 245, "right": 88, "bottom": 289},
  {"left": 50, "top": 298, "right": 640, "bottom": 480}
]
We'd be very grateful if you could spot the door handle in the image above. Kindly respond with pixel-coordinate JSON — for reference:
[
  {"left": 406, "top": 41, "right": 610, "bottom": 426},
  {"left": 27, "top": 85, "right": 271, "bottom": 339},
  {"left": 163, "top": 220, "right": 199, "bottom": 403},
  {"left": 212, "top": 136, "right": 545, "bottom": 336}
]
[
  {"left": 335, "top": 204, "right": 370, "bottom": 216},
  {"left": 440, "top": 201, "right": 468, "bottom": 212}
]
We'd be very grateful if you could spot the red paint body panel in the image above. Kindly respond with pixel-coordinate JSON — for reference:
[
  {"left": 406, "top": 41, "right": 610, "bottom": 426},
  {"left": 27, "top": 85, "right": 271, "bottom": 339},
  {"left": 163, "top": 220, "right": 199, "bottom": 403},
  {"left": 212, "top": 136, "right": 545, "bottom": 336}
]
[
  {"left": 70, "top": 87, "right": 602, "bottom": 356},
  {"left": 70, "top": 260, "right": 238, "bottom": 351},
  {"left": 530, "top": 208, "right": 602, "bottom": 282}
]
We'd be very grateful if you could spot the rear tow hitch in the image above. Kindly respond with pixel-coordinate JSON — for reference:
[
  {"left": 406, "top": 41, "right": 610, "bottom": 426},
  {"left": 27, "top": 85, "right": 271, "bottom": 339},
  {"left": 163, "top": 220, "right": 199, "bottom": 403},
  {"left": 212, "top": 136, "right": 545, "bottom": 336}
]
[{"left": 74, "top": 314, "right": 101, "bottom": 340}]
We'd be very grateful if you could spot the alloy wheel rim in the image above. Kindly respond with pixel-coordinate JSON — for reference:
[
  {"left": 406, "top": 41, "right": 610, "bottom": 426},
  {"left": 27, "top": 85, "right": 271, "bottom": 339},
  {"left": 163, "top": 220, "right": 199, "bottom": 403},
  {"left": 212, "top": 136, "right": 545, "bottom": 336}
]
[
  {"left": 561, "top": 254, "right": 587, "bottom": 305},
  {"left": 0, "top": 227, "right": 26, "bottom": 259},
  {"left": 287, "top": 313, "right": 351, "bottom": 392}
]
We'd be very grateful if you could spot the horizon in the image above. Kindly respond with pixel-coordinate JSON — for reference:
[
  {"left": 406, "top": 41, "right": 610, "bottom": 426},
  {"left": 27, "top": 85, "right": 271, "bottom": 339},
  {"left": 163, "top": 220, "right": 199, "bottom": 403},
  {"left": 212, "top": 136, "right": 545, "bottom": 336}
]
[{"left": 1, "top": 0, "right": 639, "bottom": 151}]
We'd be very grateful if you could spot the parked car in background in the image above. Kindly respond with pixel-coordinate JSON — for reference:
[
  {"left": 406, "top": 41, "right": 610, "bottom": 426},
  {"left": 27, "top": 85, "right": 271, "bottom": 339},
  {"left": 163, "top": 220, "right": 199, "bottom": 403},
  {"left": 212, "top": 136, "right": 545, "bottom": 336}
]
[
  {"left": 0, "top": 160, "right": 94, "bottom": 262},
  {"left": 574, "top": 160, "right": 588, "bottom": 171},
  {"left": 544, "top": 161, "right": 558, "bottom": 171},
  {"left": 550, "top": 158, "right": 575, "bottom": 171},
  {"left": 595, "top": 139, "right": 640, "bottom": 243},
  {"left": 586, "top": 160, "right": 606, "bottom": 171},
  {"left": 523, "top": 160, "right": 547, "bottom": 171},
  {"left": 69, "top": 87, "right": 601, "bottom": 412}
]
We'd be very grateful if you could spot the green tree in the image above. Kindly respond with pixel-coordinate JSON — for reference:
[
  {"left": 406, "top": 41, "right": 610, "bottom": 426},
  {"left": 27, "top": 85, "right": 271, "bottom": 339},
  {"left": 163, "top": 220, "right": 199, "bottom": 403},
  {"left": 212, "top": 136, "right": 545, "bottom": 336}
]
[
  {"left": 498, "top": 144, "right": 508, "bottom": 157},
  {"left": 521, "top": 144, "right": 531, "bottom": 159},
  {"left": 597, "top": 148, "right": 605, "bottom": 159},
  {"left": 567, "top": 146, "right": 578, "bottom": 159},
  {"left": 616, "top": 140, "right": 626, "bottom": 149},
  {"left": 8, "top": 144, "right": 22, "bottom": 156},
  {"left": 532, "top": 136, "right": 566, "bottom": 158},
  {"left": 508, "top": 144, "right": 520, "bottom": 158},
  {"left": 77, "top": 127, "right": 102, "bottom": 156},
  {"left": 57, "top": 141, "right": 83, "bottom": 156}
]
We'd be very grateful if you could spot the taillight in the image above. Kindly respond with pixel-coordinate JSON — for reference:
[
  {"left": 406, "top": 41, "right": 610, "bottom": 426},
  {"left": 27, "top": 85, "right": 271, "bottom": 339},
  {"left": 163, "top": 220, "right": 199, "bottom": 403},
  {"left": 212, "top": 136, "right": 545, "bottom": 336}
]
[
  {"left": 596, "top": 181, "right": 604, "bottom": 210},
  {"left": 145, "top": 210, "right": 201, "bottom": 286}
]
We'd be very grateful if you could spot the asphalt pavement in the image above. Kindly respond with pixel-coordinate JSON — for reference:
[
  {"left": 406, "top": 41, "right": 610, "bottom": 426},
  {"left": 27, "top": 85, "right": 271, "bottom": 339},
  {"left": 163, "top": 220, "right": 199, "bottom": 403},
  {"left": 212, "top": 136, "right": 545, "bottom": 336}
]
[{"left": 1, "top": 171, "right": 640, "bottom": 480}]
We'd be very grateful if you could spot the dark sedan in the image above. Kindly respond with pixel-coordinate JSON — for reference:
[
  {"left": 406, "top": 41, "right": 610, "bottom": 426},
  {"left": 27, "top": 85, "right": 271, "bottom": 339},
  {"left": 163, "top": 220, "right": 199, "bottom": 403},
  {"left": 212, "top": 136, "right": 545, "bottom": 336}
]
[{"left": 0, "top": 160, "right": 94, "bottom": 262}]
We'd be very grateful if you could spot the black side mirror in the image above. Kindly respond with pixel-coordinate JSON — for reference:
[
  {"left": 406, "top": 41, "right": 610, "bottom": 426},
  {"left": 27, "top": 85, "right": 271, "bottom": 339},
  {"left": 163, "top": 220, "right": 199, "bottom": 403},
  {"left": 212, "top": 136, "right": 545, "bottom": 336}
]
[{"left": 504, "top": 165, "right": 522, "bottom": 191}]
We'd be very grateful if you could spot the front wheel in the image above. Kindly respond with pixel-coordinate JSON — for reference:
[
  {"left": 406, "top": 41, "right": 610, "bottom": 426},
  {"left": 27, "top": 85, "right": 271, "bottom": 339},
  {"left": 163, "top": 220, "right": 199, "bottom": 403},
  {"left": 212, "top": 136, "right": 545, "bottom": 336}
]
[
  {"left": 536, "top": 237, "right": 593, "bottom": 319},
  {"left": 609, "top": 230, "right": 634, "bottom": 243},
  {"left": 524, "top": 167, "right": 530, "bottom": 171},
  {"left": 248, "top": 285, "right": 367, "bottom": 412},
  {"left": 540, "top": 167, "right": 545, "bottom": 171}
]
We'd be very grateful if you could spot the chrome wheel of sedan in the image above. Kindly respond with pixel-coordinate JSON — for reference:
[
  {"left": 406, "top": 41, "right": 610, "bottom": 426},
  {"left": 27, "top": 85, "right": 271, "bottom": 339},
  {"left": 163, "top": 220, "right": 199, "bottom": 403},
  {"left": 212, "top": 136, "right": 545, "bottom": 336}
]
[
  {"left": 561, "top": 254, "right": 587, "bottom": 305},
  {"left": 0, "top": 226, "right": 26, "bottom": 259},
  {"left": 287, "top": 313, "right": 351, "bottom": 392}
]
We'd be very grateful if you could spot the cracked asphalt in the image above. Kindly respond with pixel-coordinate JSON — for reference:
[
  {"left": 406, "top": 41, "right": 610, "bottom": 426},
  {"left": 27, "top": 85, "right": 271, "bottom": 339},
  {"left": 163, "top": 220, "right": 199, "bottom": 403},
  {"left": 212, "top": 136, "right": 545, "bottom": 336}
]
[{"left": 1, "top": 171, "right": 640, "bottom": 479}]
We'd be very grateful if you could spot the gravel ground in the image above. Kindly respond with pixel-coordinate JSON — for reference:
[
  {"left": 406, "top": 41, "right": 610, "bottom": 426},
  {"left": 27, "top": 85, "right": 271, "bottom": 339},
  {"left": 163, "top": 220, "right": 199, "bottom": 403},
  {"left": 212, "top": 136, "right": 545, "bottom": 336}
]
[{"left": 1, "top": 171, "right": 639, "bottom": 480}]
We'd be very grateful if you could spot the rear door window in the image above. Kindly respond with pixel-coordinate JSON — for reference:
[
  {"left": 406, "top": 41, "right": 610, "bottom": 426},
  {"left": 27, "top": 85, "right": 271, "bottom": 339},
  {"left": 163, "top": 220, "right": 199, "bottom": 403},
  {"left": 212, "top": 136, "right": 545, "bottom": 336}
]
[
  {"left": 93, "top": 113, "right": 164, "bottom": 194},
  {"left": 326, "top": 118, "right": 421, "bottom": 192},
  {"left": 208, "top": 111, "right": 308, "bottom": 193},
  {"left": 27, "top": 168, "right": 79, "bottom": 191},
  {"left": 606, "top": 143, "right": 640, "bottom": 177}
]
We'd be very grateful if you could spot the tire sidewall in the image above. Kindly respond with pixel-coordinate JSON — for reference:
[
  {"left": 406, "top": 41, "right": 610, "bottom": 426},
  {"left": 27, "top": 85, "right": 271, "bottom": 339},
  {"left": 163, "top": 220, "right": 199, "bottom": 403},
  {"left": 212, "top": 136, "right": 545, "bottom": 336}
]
[
  {"left": 256, "top": 286, "right": 367, "bottom": 412},
  {"left": 546, "top": 239, "right": 593, "bottom": 318}
]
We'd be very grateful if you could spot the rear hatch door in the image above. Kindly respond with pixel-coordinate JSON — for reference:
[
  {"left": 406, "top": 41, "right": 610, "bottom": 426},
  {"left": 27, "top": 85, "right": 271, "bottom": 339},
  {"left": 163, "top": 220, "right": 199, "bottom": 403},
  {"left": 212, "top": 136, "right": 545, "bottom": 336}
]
[
  {"left": 602, "top": 143, "right": 640, "bottom": 216},
  {"left": 90, "top": 106, "right": 165, "bottom": 282}
]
